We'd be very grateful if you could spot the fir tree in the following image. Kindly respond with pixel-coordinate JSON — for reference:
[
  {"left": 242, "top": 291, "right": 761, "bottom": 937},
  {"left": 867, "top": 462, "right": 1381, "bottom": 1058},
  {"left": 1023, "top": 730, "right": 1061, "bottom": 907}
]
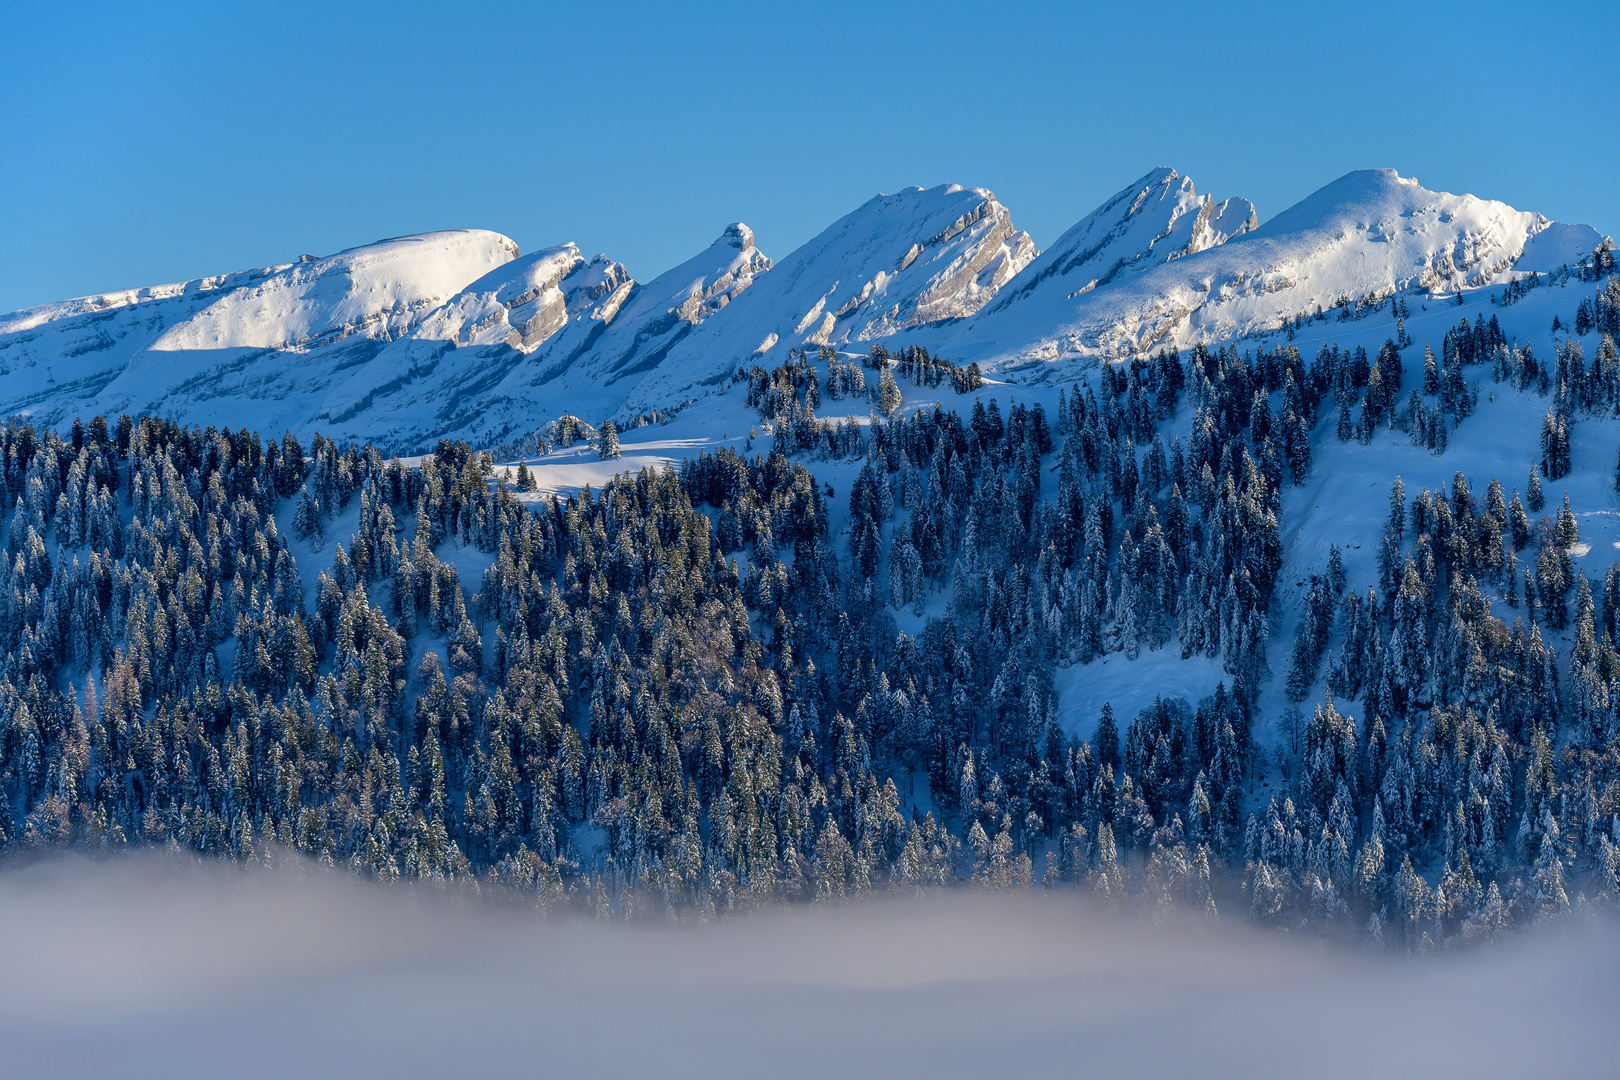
[
  {"left": 292, "top": 485, "right": 323, "bottom": 543},
  {"left": 1094, "top": 703, "right": 1120, "bottom": 771},
  {"left": 877, "top": 365, "right": 902, "bottom": 418}
]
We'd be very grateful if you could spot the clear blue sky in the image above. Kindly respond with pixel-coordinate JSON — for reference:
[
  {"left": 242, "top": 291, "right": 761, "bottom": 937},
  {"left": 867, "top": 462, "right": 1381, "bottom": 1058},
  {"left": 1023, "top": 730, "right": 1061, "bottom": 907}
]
[{"left": 2, "top": 0, "right": 1615, "bottom": 312}]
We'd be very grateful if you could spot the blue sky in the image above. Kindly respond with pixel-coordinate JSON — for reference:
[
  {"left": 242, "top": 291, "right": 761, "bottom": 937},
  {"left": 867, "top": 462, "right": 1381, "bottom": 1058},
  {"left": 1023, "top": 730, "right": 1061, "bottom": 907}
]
[{"left": 1, "top": 0, "right": 1614, "bottom": 312}]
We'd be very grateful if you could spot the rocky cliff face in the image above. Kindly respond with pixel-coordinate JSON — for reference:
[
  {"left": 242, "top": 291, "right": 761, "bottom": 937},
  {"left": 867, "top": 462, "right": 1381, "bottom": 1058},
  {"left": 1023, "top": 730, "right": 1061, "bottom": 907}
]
[
  {"left": 981, "top": 168, "right": 1255, "bottom": 318},
  {"left": 311, "top": 223, "right": 776, "bottom": 450},
  {"left": 619, "top": 184, "right": 1035, "bottom": 411},
  {"left": 393, "top": 244, "right": 618, "bottom": 352}
]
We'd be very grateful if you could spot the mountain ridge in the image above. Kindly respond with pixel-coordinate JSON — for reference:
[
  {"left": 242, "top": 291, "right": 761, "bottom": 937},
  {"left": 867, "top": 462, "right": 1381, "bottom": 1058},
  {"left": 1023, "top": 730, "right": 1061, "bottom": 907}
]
[
  {"left": 0, "top": 168, "right": 1608, "bottom": 452},
  {"left": 940, "top": 168, "right": 1609, "bottom": 376}
]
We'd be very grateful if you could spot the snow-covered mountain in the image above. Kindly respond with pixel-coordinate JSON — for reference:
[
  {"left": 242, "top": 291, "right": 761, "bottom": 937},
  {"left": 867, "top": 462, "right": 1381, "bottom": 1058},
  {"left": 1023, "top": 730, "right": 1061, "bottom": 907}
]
[
  {"left": 0, "top": 168, "right": 1607, "bottom": 452},
  {"left": 0, "top": 185, "right": 1034, "bottom": 450},
  {"left": 0, "top": 222, "right": 770, "bottom": 450},
  {"left": 620, "top": 184, "right": 1035, "bottom": 411},
  {"left": 315, "top": 223, "right": 774, "bottom": 449},
  {"left": 948, "top": 169, "right": 1608, "bottom": 375},
  {"left": 0, "top": 230, "right": 520, "bottom": 434},
  {"left": 979, "top": 167, "right": 1255, "bottom": 317}
]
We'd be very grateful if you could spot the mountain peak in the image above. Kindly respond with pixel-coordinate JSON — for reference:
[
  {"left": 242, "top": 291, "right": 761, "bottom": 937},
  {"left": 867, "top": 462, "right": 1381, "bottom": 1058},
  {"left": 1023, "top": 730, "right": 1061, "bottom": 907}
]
[
  {"left": 619, "top": 181, "right": 1034, "bottom": 410},
  {"left": 956, "top": 166, "right": 1594, "bottom": 371},
  {"left": 1345, "top": 166, "right": 1417, "bottom": 186},
  {"left": 720, "top": 223, "right": 755, "bottom": 250},
  {"left": 982, "top": 166, "right": 1254, "bottom": 318}
]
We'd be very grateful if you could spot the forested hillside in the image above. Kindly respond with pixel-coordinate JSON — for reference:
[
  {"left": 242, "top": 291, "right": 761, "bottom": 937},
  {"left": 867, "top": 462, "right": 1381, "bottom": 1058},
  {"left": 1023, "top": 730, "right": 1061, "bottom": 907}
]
[{"left": 2, "top": 250, "right": 1620, "bottom": 951}]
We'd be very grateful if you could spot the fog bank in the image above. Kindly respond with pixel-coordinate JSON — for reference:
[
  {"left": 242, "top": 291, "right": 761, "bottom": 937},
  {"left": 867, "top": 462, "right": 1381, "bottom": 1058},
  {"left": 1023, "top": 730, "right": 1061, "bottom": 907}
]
[{"left": 0, "top": 855, "right": 1612, "bottom": 1078}]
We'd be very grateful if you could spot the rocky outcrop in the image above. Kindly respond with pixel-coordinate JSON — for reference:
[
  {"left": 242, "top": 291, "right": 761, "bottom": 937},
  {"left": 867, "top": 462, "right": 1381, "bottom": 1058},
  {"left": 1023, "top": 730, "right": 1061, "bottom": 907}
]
[
  {"left": 983, "top": 168, "right": 1254, "bottom": 318},
  {"left": 622, "top": 184, "right": 1035, "bottom": 410}
]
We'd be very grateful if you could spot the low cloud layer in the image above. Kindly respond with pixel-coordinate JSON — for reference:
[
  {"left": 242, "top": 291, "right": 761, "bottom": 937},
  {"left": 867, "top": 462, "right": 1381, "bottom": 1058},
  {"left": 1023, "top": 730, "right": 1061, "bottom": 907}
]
[{"left": 0, "top": 854, "right": 1613, "bottom": 1079}]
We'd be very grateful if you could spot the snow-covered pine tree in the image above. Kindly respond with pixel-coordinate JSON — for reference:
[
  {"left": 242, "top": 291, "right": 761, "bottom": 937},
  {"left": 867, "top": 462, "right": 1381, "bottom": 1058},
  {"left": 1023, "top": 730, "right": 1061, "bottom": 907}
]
[
  {"left": 877, "top": 365, "right": 902, "bottom": 418},
  {"left": 597, "top": 420, "right": 620, "bottom": 460}
]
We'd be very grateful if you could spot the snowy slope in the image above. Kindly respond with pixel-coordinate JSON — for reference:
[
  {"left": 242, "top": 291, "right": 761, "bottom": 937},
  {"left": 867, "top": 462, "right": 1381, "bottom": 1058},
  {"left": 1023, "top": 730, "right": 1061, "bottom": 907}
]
[
  {"left": 1516, "top": 221, "right": 1608, "bottom": 274},
  {"left": 1037, "top": 279, "right": 1619, "bottom": 743},
  {"left": 309, "top": 245, "right": 633, "bottom": 435},
  {"left": 0, "top": 230, "right": 519, "bottom": 432},
  {"left": 981, "top": 167, "right": 1255, "bottom": 317},
  {"left": 503, "top": 222, "right": 772, "bottom": 388},
  {"left": 0, "top": 272, "right": 269, "bottom": 420},
  {"left": 404, "top": 244, "right": 607, "bottom": 351},
  {"left": 619, "top": 185, "right": 1035, "bottom": 410},
  {"left": 140, "top": 231, "right": 518, "bottom": 354},
  {"left": 949, "top": 169, "right": 1606, "bottom": 375},
  {"left": 312, "top": 223, "right": 774, "bottom": 450}
]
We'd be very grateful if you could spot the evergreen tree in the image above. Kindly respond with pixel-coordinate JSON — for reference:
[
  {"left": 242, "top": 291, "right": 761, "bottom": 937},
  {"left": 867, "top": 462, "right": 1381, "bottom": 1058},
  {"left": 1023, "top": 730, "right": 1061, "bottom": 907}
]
[
  {"left": 877, "top": 365, "right": 902, "bottom": 418},
  {"left": 292, "top": 485, "right": 323, "bottom": 543},
  {"left": 1094, "top": 703, "right": 1120, "bottom": 771}
]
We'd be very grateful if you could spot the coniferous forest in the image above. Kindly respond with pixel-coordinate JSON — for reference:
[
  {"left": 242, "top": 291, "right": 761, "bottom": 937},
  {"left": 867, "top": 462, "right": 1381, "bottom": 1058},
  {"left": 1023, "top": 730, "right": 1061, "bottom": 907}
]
[
  {"left": 14, "top": 4, "right": 1620, "bottom": 1074},
  {"left": 6, "top": 266, "right": 1620, "bottom": 954}
]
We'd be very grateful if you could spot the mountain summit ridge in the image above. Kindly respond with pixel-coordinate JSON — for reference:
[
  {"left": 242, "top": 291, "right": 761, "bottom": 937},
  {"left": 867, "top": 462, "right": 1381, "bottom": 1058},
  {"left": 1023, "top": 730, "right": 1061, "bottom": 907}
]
[
  {"left": 0, "top": 169, "right": 1607, "bottom": 452},
  {"left": 946, "top": 168, "right": 1609, "bottom": 373}
]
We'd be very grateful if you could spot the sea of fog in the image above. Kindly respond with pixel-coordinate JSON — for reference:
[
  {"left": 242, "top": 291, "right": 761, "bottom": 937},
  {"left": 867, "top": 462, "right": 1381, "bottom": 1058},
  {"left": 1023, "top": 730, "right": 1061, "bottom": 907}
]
[{"left": 0, "top": 854, "right": 1612, "bottom": 1078}]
